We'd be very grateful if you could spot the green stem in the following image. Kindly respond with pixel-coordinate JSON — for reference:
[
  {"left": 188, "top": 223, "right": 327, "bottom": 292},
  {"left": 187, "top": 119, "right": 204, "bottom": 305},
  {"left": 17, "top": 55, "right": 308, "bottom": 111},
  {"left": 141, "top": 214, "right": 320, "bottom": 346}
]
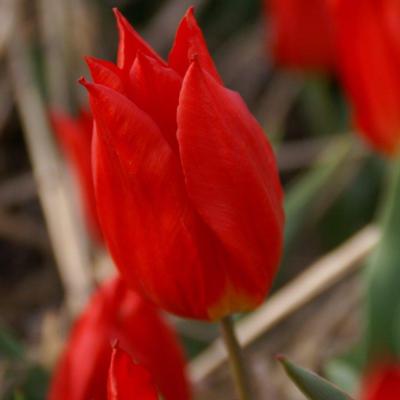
[{"left": 220, "top": 316, "right": 252, "bottom": 400}]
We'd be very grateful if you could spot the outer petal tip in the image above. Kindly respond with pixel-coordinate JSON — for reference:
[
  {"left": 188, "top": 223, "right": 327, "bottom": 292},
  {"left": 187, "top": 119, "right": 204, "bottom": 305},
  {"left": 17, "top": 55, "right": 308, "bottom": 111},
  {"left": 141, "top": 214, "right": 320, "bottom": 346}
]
[
  {"left": 78, "top": 76, "right": 89, "bottom": 87},
  {"left": 184, "top": 6, "right": 195, "bottom": 19},
  {"left": 85, "top": 55, "right": 102, "bottom": 69},
  {"left": 169, "top": 7, "right": 221, "bottom": 82},
  {"left": 113, "top": 7, "right": 129, "bottom": 30},
  {"left": 84, "top": 56, "right": 101, "bottom": 76},
  {"left": 112, "top": 7, "right": 122, "bottom": 20},
  {"left": 78, "top": 77, "right": 98, "bottom": 95}
]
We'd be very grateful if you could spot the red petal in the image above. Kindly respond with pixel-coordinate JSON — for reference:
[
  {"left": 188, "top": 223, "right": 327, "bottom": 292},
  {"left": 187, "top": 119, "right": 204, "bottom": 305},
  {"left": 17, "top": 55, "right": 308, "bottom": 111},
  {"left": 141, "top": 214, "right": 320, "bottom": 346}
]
[
  {"left": 330, "top": 0, "right": 400, "bottom": 155},
  {"left": 82, "top": 80, "right": 165, "bottom": 165},
  {"left": 177, "top": 62, "right": 284, "bottom": 308},
  {"left": 267, "top": 0, "right": 335, "bottom": 71},
  {"left": 361, "top": 363, "right": 400, "bottom": 400},
  {"left": 85, "top": 81, "right": 216, "bottom": 318},
  {"left": 48, "top": 278, "right": 191, "bottom": 400},
  {"left": 51, "top": 110, "right": 102, "bottom": 242},
  {"left": 48, "top": 279, "right": 120, "bottom": 400},
  {"left": 113, "top": 8, "right": 166, "bottom": 72},
  {"left": 86, "top": 56, "right": 126, "bottom": 94},
  {"left": 108, "top": 346, "right": 159, "bottom": 400},
  {"left": 129, "top": 52, "right": 182, "bottom": 152},
  {"left": 168, "top": 7, "right": 222, "bottom": 83}
]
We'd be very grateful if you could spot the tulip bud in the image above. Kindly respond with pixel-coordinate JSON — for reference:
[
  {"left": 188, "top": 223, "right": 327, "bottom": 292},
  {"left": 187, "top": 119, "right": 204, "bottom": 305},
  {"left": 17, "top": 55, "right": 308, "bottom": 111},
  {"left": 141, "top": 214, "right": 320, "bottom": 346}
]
[
  {"left": 81, "top": 8, "right": 284, "bottom": 321},
  {"left": 47, "top": 277, "right": 190, "bottom": 400},
  {"left": 265, "top": 0, "right": 335, "bottom": 71},
  {"left": 360, "top": 363, "right": 400, "bottom": 400},
  {"left": 329, "top": 0, "right": 400, "bottom": 155}
]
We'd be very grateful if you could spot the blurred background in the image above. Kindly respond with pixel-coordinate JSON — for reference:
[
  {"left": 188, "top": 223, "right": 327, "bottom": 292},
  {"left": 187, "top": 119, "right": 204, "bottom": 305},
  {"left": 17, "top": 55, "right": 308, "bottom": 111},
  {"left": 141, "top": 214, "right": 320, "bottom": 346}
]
[{"left": 0, "top": 0, "right": 386, "bottom": 399}]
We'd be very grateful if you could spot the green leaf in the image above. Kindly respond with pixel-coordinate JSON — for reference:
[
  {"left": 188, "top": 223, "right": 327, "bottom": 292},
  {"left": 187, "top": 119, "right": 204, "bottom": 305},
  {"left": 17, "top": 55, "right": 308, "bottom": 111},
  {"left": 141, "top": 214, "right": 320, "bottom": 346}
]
[
  {"left": 22, "top": 366, "right": 49, "bottom": 400},
  {"left": 284, "top": 136, "right": 353, "bottom": 253},
  {"left": 366, "top": 159, "right": 400, "bottom": 358},
  {"left": 323, "top": 338, "right": 366, "bottom": 395},
  {"left": 0, "top": 328, "right": 24, "bottom": 360},
  {"left": 13, "top": 391, "right": 26, "bottom": 400},
  {"left": 325, "top": 359, "right": 360, "bottom": 396},
  {"left": 278, "top": 356, "right": 354, "bottom": 400}
]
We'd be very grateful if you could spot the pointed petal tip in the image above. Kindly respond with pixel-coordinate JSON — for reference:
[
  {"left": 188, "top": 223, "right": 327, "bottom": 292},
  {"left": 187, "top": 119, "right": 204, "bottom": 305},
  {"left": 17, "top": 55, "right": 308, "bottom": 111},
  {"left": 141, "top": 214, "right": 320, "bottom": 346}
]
[
  {"left": 78, "top": 77, "right": 96, "bottom": 94},
  {"left": 185, "top": 6, "right": 195, "bottom": 16},
  {"left": 113, "top": 7, "right": 127, "bottom": 26},
  {"left": 112, "top": 7, "right": 120, "bottom": 17},
  {"left": 84, "top": 56, "right": 98, "bottom": 70},
  {"left": 182, "top": 6, "right": 197, "bottom": 28},
  {"left": 113, "top": 7, "right": 130, "bottom": 33},
  {"left": 185, "top": 57, "right": 205, "bottom": 79},
  {"left": 84, "top": 56, "right": 107, "bottom": 72},
  {"left": 78, "top": 76, "right": 89, "bottom": 87},
  {"left": 84, "top": 55, "right": 96, "bottom": 63}
]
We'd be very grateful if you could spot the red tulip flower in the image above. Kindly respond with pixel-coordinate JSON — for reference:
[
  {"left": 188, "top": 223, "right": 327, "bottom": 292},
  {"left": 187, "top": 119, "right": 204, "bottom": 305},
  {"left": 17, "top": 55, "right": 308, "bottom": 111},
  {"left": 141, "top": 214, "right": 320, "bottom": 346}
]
[
  {"left": 47, "top": 277, "right": 190, "bottom": 400},
  {"left": 81, "top": 8, "right": 284, "bottom": 321},
  {"left": 329, "top": 0, "right": 400, "bottom": 155},
  {"left": 107, "top": 346, "right": 159, "bottom": 400},
  {"left": 265, "top": 0, "right": 335, "bottom": 71},
  {"left": 360, "top": 363, "right": 400, "bottom": 400},
  {"left": 51, "top": 110, "right": 102, "bottom": 242}
]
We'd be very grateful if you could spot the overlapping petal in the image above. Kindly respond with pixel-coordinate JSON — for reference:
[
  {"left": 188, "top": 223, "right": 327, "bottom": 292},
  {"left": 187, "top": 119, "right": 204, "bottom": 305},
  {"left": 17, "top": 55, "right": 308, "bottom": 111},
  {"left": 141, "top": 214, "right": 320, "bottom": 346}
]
[
  {"left": 86, "top": 57, "right": 126, "bottom": 94},
  {"left": 108, "top": 346, "right": 159, "bottom": 400},
  {"left": 177, "top": 62, "right": 284, "bottom": 317},
  {"left": 129, "top": 53, "right": 182, "bottom": 150},
  {"left": 113, "top": 8, "right": 165, "bottom": 72},
  {"left": 168, "top": 7, "right": 222, "bottom": 83}
]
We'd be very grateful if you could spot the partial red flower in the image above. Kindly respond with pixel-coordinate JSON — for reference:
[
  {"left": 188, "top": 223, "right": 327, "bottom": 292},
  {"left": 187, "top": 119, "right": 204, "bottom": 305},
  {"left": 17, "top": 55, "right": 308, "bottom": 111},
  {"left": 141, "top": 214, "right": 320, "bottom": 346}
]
[
  {"left": 81, "top": 7, "right": 284, "bottom": 321},
  {"left": 107, "top": 346, "right": 159, "bottom": 400},
  {"left": 51, "top": 110, "right": 102, "bottom": 242},
  {"left": 361, "top": 363, "right": 400, "bottom": 400},
  {"left": 265, "top": 0, "right": 335, "bottom": 71},
  {"left": 329, "top": 0, "right": 400, "bottom": 155},
  {"left": 47, "top": 277, "right": 190, "bottom": 400}
]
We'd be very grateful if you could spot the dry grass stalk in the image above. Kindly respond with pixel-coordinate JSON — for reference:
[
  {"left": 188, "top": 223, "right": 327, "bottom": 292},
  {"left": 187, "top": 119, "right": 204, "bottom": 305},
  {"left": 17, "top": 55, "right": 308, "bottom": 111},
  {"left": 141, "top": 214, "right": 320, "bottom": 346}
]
[{"left": 6, "top": 0, "right": 92, "bottom": 316}]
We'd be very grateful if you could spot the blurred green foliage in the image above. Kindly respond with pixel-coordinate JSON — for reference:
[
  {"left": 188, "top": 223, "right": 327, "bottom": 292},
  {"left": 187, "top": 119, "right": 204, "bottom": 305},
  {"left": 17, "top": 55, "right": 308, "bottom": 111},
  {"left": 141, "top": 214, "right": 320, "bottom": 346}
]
[{"left": 0, "top": 327, "right": 49, "bottom": 400}]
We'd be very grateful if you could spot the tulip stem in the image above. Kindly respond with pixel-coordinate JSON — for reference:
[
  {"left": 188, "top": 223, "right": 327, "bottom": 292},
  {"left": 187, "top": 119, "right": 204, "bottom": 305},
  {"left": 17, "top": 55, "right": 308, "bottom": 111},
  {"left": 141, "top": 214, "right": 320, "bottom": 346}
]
[{"left": 220, "top": 316, "right": 252, "bottom": 400}]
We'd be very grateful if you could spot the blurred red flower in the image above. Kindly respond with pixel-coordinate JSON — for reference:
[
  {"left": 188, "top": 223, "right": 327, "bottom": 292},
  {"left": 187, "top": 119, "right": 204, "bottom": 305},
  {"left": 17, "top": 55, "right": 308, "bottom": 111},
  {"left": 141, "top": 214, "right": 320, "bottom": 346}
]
[
  {"left": 265, "top": 0, "right": 335, "bottom": 71},
  {"left": 51, "top": 110, "right": 103, "bottom": 242},
  {"left": 329, "top": 0, "right": 400, "bottom": 155},
  {"left": 361, "top": 363, "right": 400, "bottom": 400},
  {"left": 81, "top": 8, "right": 284, "bottom": 321},
  {"left": 47, "top": 277, "right": 190, "bottom": 400},
  {"left": 107, "top": 346, "right": 159, "bottom": 400}
]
